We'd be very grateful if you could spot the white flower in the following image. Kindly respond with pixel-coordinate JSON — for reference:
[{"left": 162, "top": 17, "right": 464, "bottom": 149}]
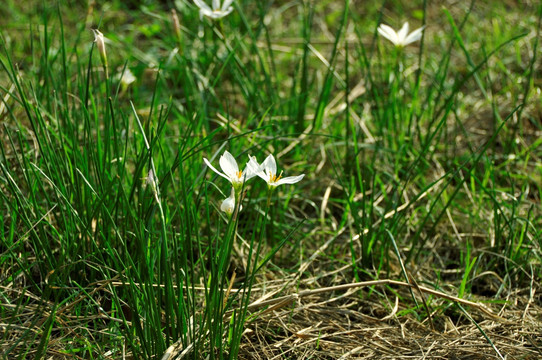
[
  {"left": 221, "top": 187, "right": 240, "bottom": 215},
  {"left": 249, "top": 154, "right": 304, "bottom": 188},
  {"left": 203, "top": 150, "right": 258, "bottom": 187},
  {"left": 377, "top": 22, "right": 424, "bottom": 47},
  {"left": 117, "top": 68, "right": 136, "bottom": 87},
  {"left": 194, "top": 0, "right": 234, "bottom": 19}
]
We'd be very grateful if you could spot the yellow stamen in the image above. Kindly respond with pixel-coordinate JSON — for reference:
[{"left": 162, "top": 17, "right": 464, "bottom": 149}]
[
  {"left": 236, "top": 170, "right": 243, "bottom": 179},
  {"left": 269, "top": 171, "right": 283, "bottom": 183}
]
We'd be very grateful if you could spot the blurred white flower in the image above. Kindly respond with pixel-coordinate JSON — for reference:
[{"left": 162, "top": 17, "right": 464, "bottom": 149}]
[
  {"left": 203, "top": 150, "right": 258, "bottom": 187},
  {"left": 118, "top": 68, "right": 136, "bottom": 87},
  {"left": 249, "top": 154, "right": 304, "bottom": 188},
  {"left": 221, "top": 187, "right": 240, "bottom": 215},
  {"left": 377, "top": 22, "right": 424, "bottom": 47},
  {"left": 194, "top": 0, "right": 234, "bottom": 19}
]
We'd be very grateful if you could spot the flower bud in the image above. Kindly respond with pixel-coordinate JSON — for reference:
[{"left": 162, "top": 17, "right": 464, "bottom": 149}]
[
  {"left": 92, "top": 29, "right": 108, "bottom": 76},
  {"left": 221, "top": 187, "right": 241, "bottom": 216}
]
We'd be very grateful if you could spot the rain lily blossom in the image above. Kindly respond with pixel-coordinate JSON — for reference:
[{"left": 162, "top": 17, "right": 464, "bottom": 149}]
[
  {"left": 203, "top": 150, "right": 258, "bottom": 191},
  {"left": 377, "top": 22, "right": 424, "bottom": 47},
  {"left": 194, "top": 0, "right": 234, "bottom": 19},
  {"left": 117, "top": 68, "right": 136, "bottom": 88},
  {"left": 249, "top": 154, "right": 304, "bottom": 189},
  {"left": 221, "top": 187, "right": 240, "bottom": 216}
]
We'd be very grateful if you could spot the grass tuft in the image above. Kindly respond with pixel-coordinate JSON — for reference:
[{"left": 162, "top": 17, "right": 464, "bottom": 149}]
[{"left": 1, "top": 0, "right": 541, "bottom": 358}]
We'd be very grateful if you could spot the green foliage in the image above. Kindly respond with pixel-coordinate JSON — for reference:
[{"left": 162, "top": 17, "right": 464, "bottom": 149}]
[{"left": 1, "top": 0, "right": 541, "bottom": 358}]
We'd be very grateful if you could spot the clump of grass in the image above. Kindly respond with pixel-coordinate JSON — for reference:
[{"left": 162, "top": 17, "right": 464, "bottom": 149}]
[{"left": 1, "top": 0, "right": 541, "bottom": 359}]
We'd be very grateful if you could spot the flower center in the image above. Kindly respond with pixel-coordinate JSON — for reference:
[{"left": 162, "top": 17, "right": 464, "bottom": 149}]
[
  {"left": 236, "top": 170, "right": 243, "bottom": 179},
  {"left": 269, "top": 171, "right": 283, "bottom": 183}
]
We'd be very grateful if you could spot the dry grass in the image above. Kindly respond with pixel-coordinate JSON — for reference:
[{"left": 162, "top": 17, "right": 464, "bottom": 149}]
[
  {"left": 3, "top": 273, "right": 541, "bottom": 359},
  {"left": 233, "top": 275, "right": 541, "bottom": 359},
  {"left": 1, "top": 0, "right": 541, "bottom": 359}
]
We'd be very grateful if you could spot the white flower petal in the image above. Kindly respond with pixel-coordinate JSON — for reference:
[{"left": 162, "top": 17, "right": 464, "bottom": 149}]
[
  {"left": 200, "top": 8, "right": 217, "bottom": 18},
  {"left": 246, "top": 156, "right": 261, "bottom": 174},
  {"left": 239, "top": 157, "right": 258, "bottom": 181},
  {"left": 247, "top": 156, "right": 267, "bottom": 182},
  {"left": 261, "top": 154, "right": 277, "bottom": 179},
  {"left": 378, "top": 24, "right": 399, "bottom": 45},
  {"left": 397, "top": 22, "right": 409, "bottom": 42},
  {"left": 403, "top": 26, "right": 424, "bottom": 45},
  {"left": 207, "top": 11, "right": 226, "bottom": 19},
  {"left": 204, "top": 157, "right": 231, "bottom": 181},
  {"left": 220, "top": 8, "right": 234, "bottom": 17},
  {"left": 275, "top": 174, "right": 305, "bottom": 186},
  {"left": 221, "top": 0, "right": 234, "bottom": 11},
  {"left": 194, "top": 0, "right": 212, "bottom": 12},
  {"left": 219, "top": 151, "right": 239, "bottom": 179},
  {"left": 194, "top": 0, "right": 234, "bottom": 19}
]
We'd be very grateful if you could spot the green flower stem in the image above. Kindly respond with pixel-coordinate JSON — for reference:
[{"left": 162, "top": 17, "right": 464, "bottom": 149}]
[
  {"left": 229, "top": 188, "right": 271, "bottom": 358},
  {"left": 266, "top": 187, "right": 275, "bottom": 244}
]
